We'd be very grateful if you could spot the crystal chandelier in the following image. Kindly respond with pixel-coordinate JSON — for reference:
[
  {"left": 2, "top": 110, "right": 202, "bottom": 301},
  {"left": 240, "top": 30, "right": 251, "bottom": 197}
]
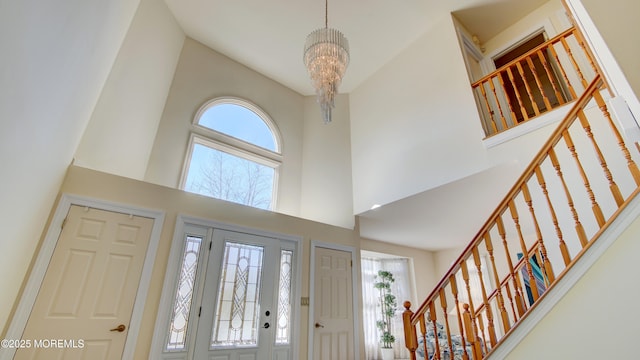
[{"left": 303, "top": 0, "right": 350, "bottom": 124}]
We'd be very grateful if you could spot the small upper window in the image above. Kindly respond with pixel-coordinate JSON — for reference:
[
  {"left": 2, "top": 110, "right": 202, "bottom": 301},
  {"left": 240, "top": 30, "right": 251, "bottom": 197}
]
[
  {"left": 197, "top": 102, "right": 277, "bottom": 152},
  {"left": 181, "top": 98, "right": 281, "bottom": 210}
]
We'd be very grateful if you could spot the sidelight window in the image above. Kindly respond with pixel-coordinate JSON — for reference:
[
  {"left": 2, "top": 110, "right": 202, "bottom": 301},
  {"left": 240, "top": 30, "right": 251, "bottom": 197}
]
[{"left": 166, "top": 235, "right": 204, "bottom": 351}]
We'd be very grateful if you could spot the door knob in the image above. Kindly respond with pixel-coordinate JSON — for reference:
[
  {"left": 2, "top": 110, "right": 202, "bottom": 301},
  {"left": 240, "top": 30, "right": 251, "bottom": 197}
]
[
  {"left": 110, "top": 324, "right": 126, "bottom": 332},
  {"left": 263, "top": 322, "right": 270, "bottom": 329},
  {"left": 315, "top": 322, "right": 324, "bottom": 328}
]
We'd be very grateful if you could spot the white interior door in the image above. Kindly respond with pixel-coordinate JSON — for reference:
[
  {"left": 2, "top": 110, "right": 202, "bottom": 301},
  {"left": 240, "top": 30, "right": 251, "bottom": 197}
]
[
  {"left": 15, "top": 205, "right": 154, "bottom": 360},
  {"left": 193, "top": 229, "right": 293, "bottom": 360},
  {"left": 313, "top": 247, "right": 355, "bottom": 360}
]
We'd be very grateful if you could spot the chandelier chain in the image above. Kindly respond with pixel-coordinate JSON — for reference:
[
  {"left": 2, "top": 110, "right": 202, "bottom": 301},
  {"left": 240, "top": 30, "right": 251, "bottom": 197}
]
[{"left": 325, "top": 0, "right": 328, "bottom": 28}]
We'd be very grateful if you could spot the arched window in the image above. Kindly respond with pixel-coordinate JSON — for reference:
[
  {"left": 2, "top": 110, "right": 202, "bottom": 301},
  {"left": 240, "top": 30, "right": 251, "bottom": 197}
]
[{"left": 180, "top": 98, "right": 281, "bottom": 210}]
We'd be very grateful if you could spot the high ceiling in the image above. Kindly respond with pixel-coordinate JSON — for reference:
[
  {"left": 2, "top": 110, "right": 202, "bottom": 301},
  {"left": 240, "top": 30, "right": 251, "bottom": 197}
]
[
  {"left": 164, "top": 0, "right": 551, "bottom": 96},
  {"left": 163, "top": 0, "right": 551, "bottom": 251}
]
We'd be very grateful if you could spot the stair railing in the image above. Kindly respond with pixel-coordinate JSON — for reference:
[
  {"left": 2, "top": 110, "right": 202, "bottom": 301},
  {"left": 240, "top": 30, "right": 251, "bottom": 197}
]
[
  {"left": 472, "top": 27, "right": 601, "bottom": 137},
  {"left": 403, "top": 74, "right": 640, "bottom": 360}
]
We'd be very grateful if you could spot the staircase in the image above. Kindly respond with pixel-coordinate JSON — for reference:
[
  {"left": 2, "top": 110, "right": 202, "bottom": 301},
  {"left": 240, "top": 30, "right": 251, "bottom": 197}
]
[{"left": 401, "top": 74, "right": 640, "bottom": 359}]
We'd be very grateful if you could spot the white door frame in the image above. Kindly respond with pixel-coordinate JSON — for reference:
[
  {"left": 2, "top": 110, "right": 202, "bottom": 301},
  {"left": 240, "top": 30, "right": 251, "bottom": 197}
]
[
  {"left": 2, "top": 194, "right": 165, "bottom": 360},
  {"left": 149, "top": 214, "right": 304, "bottom": 360},
  {"left": 308, "top": 240, "right": 361, "bottom": 360}
]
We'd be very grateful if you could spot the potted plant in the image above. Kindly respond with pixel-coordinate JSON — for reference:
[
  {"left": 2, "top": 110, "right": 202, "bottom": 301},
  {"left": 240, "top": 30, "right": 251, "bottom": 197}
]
[{"left": 374, "top": 270, "right": 397, "bottom": 360}]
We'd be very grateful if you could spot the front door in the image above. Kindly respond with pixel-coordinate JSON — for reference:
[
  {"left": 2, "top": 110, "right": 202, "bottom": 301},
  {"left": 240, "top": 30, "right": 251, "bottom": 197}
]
[
  {"left": 15, "top": 205, "right": 154, "bottom": 359},
  {"left": 193, "top": 229, "right": 294, "bottom": 360},
  {"left": 313, "top": 247, "right": 355, "bottom": 360}
]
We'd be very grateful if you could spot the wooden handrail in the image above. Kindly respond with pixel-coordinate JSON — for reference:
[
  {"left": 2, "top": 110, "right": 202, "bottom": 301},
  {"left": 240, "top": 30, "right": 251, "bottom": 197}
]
[
  {"left": 471, "top": 28, "right": 576, "bottom": 87},
  {"left": 471, "top": 27, "right": 599, "bottom": 136},
  {"left": 404, "top": 74, "right": 640, "bottom": 359},
  {"left": 415, "top": 75, "right": 600, "bottom": 314}
]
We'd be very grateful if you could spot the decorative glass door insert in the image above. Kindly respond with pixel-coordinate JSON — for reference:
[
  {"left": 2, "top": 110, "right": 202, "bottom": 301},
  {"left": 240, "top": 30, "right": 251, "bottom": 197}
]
[
  {"left": 190, "top": 229, "right": 295, "bottom": 360},
  {"left": 211, "top": 242, "right": 264, "bottom": 347}
]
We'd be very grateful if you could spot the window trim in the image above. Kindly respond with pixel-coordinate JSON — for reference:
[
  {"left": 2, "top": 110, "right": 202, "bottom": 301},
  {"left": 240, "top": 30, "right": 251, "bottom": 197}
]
[
  {"left": 193, "top": 97, "right": 283, "bottom": 155},
  {"left": 179, "top": 134, "right": 281, "bottom": 210},
  {"left": 192, "top": 126, "right": 283, "bottom": 164},
  {"left": 180, "top": 97, "right": 282, "bottom": 210}
]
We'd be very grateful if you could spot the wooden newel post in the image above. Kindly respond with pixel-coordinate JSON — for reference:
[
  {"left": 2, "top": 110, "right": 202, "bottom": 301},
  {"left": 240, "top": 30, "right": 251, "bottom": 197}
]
[{"left": 403, "top": 301, "right": 418, "bottom": 360}]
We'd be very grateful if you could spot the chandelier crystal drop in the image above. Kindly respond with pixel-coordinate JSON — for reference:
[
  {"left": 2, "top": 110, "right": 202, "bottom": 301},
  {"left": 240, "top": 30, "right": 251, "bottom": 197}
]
[{"left": 303, "top": 0, "right": 349, "bottom": 124}]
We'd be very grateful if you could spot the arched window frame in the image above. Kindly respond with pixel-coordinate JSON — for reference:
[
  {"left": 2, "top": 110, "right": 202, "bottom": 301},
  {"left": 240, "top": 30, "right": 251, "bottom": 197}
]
[{"left": 179, "top": 97, "right": 283, "bottom": 210}]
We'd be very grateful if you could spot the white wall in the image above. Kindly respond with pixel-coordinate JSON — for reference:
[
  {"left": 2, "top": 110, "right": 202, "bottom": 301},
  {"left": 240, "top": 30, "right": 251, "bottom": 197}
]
[
  {"left": 74, "top": 0, "right": 185, "bottom": 179},
  {"left": 144, "top": 38, "right": 306, "bottom": 216},
  {"left": 350, "top": 15, "right": 489, "bottom": 214},
  {"left": 481, "top": 0, "right": 569, "bottom": 58},
  {"left": 580, "top": 0, "right": 640, "bottom": 97},
  {"left": 348, "top": 0, "right": 593, "bottom": 216},
  {"left": 144, "top": 38, "right": 356, "bottom": 229},
  {"left": 56, "top": 165, "right": 360, "bottom": 359},
  {"left": 433, "top": 247, "right": 466, "bottom": 278},
  {"left": 504, "top": 210, "right": 640, "bottom": 359},
  {"left": 0, "top": 0, "right": 141, "bottom": 332},
  {"left": 300, "top": 95, "right": 355, "bottom": 229},
  {"left": 566, "top": 0, "right": 640, "bottom": 122}
]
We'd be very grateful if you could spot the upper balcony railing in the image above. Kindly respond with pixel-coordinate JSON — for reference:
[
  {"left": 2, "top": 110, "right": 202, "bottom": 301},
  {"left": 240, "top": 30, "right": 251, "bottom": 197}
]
[
  {"left": 403, "top": 74, "right": 640, "bottom": 359},
  {"left": 472, "top": 27, "right": 600, "bottom": 137}
]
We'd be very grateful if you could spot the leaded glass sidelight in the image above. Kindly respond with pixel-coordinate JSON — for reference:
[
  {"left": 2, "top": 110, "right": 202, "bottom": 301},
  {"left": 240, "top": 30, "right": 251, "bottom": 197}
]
[
  {"left": 275, "top": 250, "right": 293, "bottom": 345},
  {"left": 211, "top": 242, "right": 264, "bottom": 347},
  {"left": 166, "top": 235, "right": 203, "bottom": 351}
]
